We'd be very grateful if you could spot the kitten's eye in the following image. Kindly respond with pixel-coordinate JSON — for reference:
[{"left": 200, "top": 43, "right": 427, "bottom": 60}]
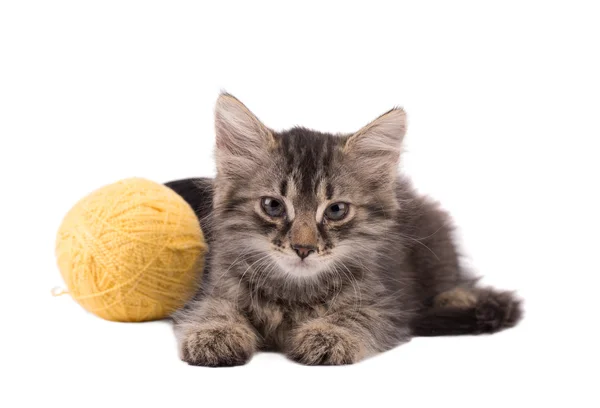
[
  {"left": 324, "top": 202, "right": 349, "bottom": 221},
  {"left": 261, "top": 197, "right": 285, "bottom": 218}
]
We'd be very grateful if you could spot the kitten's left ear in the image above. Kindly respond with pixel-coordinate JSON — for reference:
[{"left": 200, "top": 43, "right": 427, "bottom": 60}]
[
  {"left": 214, "top": 93, "right": 275, "bottom": 178},
  {"left": 344, "top": 107, "right": 407, "bottom": 175}
]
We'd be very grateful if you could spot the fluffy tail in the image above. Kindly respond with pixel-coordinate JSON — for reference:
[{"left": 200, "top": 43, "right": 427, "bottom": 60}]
[{"left": 410, "top": 287, "right": 523, "bottom": 336}]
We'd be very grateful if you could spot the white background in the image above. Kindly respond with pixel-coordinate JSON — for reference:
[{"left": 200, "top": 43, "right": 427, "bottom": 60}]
[{"left": 1, "top": 1, "right": 598, "bottom": 407}]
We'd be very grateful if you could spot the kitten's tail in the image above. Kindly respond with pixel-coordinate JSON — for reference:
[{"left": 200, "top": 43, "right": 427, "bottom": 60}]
[{"left": 410, "top": 287, "right": 523, "bottom": 336}]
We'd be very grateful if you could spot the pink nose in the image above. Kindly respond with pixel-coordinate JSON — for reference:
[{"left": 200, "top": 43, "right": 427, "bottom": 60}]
[{"left": 292, "top": 244, "right": 316, "bottom": 260}]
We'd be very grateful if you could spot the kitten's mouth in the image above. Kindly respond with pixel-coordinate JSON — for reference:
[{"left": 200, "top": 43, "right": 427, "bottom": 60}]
[
  {"left": 283, "top": 256, "right": 315, "bottom": 267},
  {"left": 272, "top": 253, "right": 328, "bottom": 278},
  {"left": 292, "top": 258, "right": 313, "bottom": 267}
]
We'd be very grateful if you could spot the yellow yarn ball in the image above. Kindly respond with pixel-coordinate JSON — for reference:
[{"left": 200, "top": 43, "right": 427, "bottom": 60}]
[{"left": 55, "top": 178, "right": 206, "bottom": 322}]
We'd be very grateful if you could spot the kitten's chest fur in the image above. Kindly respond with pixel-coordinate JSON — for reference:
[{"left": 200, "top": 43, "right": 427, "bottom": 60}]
[
  {"left": 247, "top": 299, "right": 323, "bottom": 350},
  {"left": 240, "top": 282, "right": 360, "bottom": 351}
]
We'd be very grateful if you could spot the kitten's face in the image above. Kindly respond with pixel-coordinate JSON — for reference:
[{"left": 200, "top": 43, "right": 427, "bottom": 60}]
[{"left": 213, "top": 94, "right": 406, "bottom": 280}]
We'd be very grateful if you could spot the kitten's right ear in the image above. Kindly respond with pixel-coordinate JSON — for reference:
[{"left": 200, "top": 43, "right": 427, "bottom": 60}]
[
  {"left": 343, "top": 107, "right": 407, "bottom": 182},
  {"left": 214, "top": 93, "right": 274, "bottom": 177}
]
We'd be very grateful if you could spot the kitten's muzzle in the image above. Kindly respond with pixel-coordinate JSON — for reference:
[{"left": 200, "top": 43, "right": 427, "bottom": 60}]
[{"left": 292, "top": 244, "right": 316, "bottom": 260}]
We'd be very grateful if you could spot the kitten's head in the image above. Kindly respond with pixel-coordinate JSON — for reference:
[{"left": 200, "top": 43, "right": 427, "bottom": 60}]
[{"left": 213, "top": 93, "right": 406, "bottom": 279}]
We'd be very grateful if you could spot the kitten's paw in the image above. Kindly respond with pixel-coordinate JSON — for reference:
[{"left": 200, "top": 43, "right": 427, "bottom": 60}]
[
  {"left": 180, "top": 323, "right": 257, "bottom": 367},
  {"left": 287, "top": 321, "right": 365, "bottom": 365},
  {"left": 434, "top": 287, "right": 478, "bottom": 309}
]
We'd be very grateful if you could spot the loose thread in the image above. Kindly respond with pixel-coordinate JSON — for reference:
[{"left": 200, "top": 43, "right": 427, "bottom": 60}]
[{"left": 51, "top": 287, "right": 69, "bottom": 297}]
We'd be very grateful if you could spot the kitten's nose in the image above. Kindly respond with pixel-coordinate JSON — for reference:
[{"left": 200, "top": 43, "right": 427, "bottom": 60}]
[{"left": 292, "top": 244, "right": 316, "bottom": 260}]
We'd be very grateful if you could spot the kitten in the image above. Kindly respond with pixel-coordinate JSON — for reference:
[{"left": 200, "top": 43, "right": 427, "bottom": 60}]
[{"left": 167, "top": 93, "right": 522, "bottom": 366}]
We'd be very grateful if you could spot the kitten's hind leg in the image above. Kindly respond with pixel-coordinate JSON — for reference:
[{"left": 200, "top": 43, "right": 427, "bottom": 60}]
[{"left": 410, "top": 287, "right": 523, "bottom": 336}]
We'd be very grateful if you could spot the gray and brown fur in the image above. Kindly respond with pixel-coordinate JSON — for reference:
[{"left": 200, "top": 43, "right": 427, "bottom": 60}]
[{"left": 168, "top": 94, "right": 522, "bottom": 366}]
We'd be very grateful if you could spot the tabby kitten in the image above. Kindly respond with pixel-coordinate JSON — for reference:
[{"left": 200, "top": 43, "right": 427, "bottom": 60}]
[{"left": 168, "top": 94, "right": 522, "bottom": 366}]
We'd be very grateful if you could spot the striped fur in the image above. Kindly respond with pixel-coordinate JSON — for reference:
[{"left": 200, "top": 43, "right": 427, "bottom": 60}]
[{"left": 169, "top": 94, "right": 522, "bottom": 366}]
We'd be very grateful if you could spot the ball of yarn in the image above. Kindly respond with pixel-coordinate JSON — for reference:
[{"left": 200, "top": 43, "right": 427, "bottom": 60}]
[{"left": 55, "top": 178, "right": 206, "bottom": 322}]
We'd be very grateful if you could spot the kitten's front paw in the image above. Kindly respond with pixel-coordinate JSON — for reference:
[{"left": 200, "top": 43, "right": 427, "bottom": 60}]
[
  {"left": 180, "top": 323, "right": 257, "bottom": 367},
  {"left": 287, "top": 321, "right": 365, "bottom": 365}
]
